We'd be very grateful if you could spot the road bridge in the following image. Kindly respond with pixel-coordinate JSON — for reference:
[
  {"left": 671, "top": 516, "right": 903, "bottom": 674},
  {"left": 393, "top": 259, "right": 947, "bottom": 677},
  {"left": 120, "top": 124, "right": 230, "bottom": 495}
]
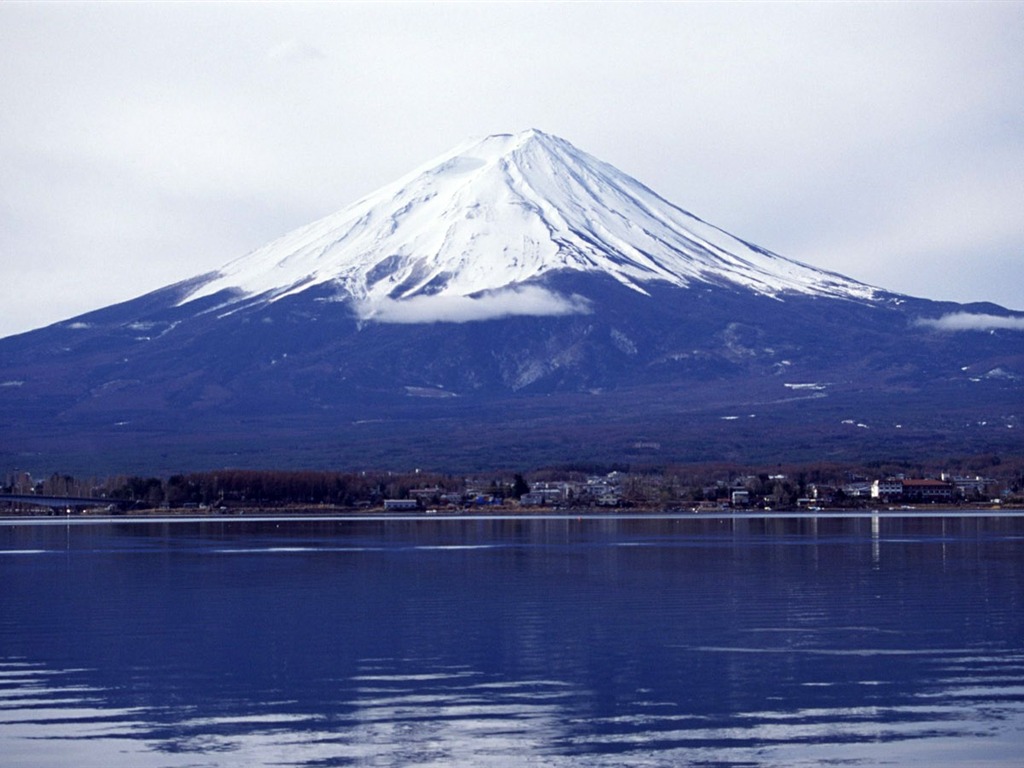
[{"left": 0, "top": 494, "right": 118, "bottom": 513}]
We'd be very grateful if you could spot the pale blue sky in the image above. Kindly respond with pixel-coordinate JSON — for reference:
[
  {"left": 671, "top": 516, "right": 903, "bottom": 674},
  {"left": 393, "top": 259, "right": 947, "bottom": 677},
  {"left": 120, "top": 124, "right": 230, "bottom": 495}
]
[{"left": 2, "top": 2, "right": 1022, "bottom": 337}]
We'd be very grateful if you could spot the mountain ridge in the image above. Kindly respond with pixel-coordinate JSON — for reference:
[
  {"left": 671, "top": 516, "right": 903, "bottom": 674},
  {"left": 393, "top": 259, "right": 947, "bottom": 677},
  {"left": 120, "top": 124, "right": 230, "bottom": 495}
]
[{"left": 0, "top": 130, "right": 1020, "bottom": 474}]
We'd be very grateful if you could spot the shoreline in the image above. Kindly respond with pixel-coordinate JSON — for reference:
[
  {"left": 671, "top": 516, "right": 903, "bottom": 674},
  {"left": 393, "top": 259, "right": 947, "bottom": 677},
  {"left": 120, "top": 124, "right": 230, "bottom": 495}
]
[{"left": 2, "top": 505, "right": 1023, "bottom": 526}]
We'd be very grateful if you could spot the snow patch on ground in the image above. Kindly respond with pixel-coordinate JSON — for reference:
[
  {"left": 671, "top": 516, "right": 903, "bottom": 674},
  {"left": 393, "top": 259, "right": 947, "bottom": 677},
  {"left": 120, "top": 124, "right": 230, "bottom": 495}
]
[
  {"left": 784, "top": 382, "right": 829, "bottom": 391},
  {"left": 404, "top": 387, "right": 458, "bottom": 398},
  {"left": 985, "top": 368, "right": 1019, "bottom": 380},
  {"left": 610, "top": 329, "right": 638, "bottom": 355}
]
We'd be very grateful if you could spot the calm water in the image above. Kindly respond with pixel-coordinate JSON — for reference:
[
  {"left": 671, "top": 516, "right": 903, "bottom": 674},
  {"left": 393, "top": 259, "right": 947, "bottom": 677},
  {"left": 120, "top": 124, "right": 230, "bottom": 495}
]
[{"left": 1, "top": 514, "right": 1022, "bottom": 767}]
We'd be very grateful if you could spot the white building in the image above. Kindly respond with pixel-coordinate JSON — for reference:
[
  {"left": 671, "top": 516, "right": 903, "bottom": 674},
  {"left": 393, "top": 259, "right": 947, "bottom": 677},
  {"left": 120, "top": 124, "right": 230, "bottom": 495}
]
[{"left": 871, "top": 479, "right": 903, "bottom": 499}]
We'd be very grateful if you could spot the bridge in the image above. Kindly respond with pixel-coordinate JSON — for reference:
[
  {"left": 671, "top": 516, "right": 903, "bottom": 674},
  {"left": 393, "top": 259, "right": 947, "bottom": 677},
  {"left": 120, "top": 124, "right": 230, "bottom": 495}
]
[{"left": 0, "top": 494, "right": 120, "bottom": 513}]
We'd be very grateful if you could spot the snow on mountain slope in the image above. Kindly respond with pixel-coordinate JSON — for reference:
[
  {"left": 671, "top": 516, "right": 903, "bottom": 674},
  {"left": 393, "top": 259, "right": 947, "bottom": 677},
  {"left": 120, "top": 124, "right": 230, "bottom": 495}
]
[{"left": 182, "top": 129, "right": 878, "bottom": 322}]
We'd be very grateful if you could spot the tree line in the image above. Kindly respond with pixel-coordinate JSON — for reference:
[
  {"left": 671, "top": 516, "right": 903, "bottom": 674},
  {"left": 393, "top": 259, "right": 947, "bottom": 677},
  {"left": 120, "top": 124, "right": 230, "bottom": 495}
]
[
  {"left": 4, "top": 469, "right": 460, "bottom": 509},
  {"left": 3, "top": 453, "right": 1022, "bottom": 511}
]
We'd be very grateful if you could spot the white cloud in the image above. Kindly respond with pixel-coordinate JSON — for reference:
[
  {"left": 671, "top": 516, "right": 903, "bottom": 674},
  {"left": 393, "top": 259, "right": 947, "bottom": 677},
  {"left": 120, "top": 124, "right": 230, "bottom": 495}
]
[
  {"left": 356, "top": 286, "right": 591, "bottom": 325},
  {"left": 916, "top": 313, "right": 1024, "bottom": 332},
  {"left": 267, "top": 38, "right": 326, "bottom": 64}
]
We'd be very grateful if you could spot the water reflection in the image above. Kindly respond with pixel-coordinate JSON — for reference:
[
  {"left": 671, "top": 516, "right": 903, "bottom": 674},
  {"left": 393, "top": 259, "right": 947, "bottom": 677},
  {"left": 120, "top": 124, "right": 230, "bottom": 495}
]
[
  {"left": 0, "top": 658, "right": 585, "bottom": 766},
  {"left": 4, "top": 651, "right": 1022, "bottom": 766},
  {"left": 1, "top": 515, "right": 1022, "bottom": 766}
]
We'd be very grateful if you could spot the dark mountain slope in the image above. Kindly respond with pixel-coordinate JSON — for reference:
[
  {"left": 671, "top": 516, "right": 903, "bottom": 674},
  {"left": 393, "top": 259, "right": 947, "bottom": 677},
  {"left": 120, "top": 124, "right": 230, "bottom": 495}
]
[{"left": 2, "top": 272, "right": 1019, "bottom": 474}]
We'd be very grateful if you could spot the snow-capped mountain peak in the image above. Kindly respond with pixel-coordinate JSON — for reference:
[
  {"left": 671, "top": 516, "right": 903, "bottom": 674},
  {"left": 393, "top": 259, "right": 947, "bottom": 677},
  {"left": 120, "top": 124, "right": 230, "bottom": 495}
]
[{"left": 182, "top": 129, "right": 877, "bottom": 322}]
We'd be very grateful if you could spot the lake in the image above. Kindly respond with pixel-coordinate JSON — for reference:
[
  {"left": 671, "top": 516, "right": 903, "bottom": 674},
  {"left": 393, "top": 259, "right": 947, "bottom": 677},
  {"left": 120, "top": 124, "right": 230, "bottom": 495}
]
[{"left": 1, "top": 513, "right": 1022, "bottom": 766}]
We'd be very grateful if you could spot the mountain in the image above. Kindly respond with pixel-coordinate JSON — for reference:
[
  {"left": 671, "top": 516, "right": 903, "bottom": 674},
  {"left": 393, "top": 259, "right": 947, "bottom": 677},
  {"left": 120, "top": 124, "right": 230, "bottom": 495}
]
[
  {"left": 184, "top": 129, "right": 876, "bottom": 316},
  {"left": 1, "top": 130, "right": 1021, "bottom": 475}
]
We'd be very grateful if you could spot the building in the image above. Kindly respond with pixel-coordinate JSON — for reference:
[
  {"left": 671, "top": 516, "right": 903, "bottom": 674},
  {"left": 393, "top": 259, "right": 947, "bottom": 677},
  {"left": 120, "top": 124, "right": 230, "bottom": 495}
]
[
  {"left": 843, "top": 481, "right": 873, "bottom": 498},
  {"left": 871, "top": 479, "right": 903, "bottom": 500},
  {"left": 383, "top": 499, "right": 420, "bottom": 511},
  {"left": 942, "top": 474, "right": 995, "bottom": 497},
  {"left": 409, "top": 487, "right": 442, "bottom": 502},
  {"left": 900, "top": 479, "right": 954, "bottom": 502}
]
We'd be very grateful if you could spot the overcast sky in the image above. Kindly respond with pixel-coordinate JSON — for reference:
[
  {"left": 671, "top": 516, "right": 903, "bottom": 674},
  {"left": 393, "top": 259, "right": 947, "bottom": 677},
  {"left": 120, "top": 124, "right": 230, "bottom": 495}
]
[{"left": 2, "top": 2, "right": 1022, "bottom": 338}]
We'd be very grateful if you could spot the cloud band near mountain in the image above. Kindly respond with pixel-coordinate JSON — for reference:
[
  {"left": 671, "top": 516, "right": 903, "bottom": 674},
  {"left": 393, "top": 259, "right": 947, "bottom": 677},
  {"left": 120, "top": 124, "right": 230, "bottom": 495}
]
[
  {"left": 916, "top": 312, "right": 1024, "bottom": 332},
  {"left": 356, "top": 286, "right": 592, "bottom": 324}
]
